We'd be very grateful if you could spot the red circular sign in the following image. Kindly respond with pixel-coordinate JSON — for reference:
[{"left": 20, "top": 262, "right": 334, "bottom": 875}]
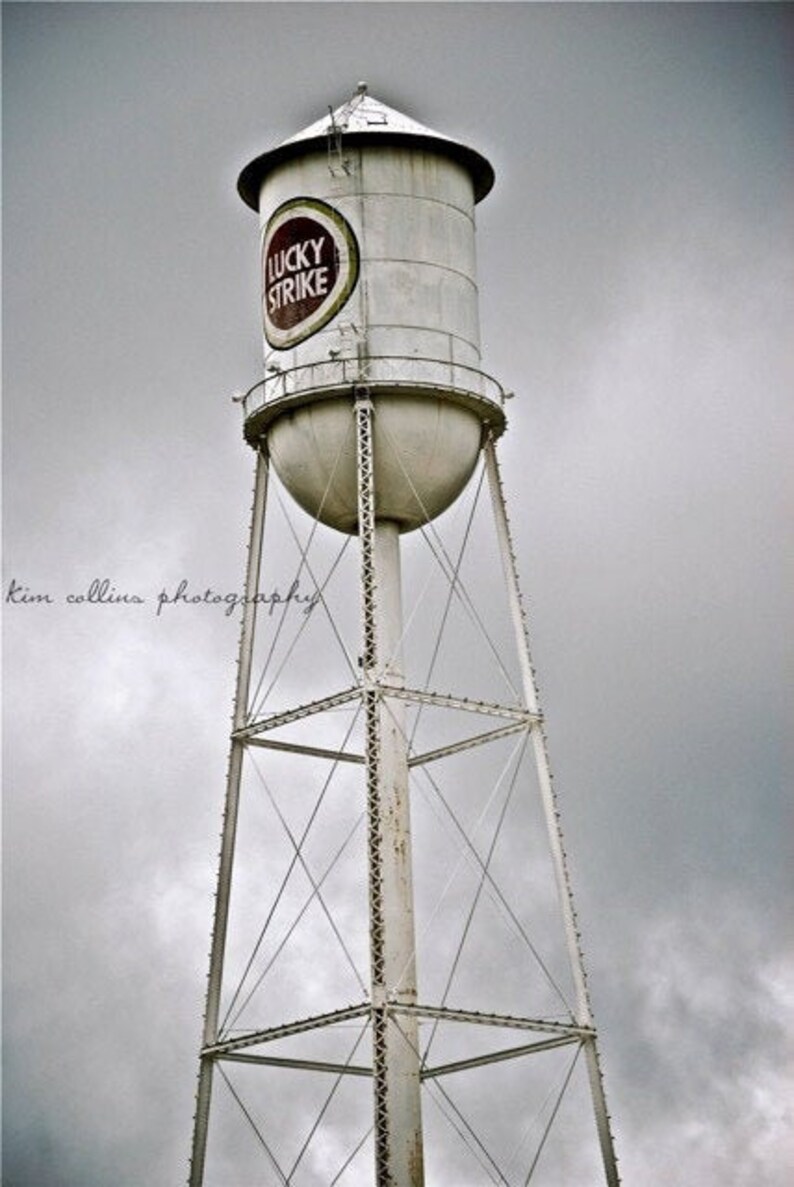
[
  {"left": 265, "top": 216, "right": 339, "bottom": 332},
  {"left": 262, "top": 198, "right": 359, "bottom": 350}
]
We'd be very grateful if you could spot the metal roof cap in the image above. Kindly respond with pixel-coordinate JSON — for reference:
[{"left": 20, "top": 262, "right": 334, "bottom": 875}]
[{"left": 238, "top": 84, "right": 495, "bottom": 210}]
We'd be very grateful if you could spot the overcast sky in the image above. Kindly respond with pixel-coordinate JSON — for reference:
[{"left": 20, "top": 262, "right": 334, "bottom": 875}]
[{"left": 3, "top": 3, "right": 792, "bottom": 1185}]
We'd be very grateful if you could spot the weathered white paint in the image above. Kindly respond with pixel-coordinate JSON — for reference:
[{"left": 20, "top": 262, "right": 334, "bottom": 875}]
[{"left": 241, "top": 91, "right": 503, "bottom": 535}]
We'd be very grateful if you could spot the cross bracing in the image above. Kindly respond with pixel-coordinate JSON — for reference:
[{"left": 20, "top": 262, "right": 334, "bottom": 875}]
[{"left": 190, "top": 399, "right": 619, "bottom": 1186}]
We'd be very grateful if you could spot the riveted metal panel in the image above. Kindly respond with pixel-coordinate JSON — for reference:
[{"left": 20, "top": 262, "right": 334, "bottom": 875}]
[{"left": 254, "top": 146, "right": 480, "bottom": 367}]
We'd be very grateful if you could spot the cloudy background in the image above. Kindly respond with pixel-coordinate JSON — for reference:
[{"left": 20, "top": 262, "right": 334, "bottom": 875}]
[{"left": 3, "top": 2, "right": 791, "bottom": 1184}]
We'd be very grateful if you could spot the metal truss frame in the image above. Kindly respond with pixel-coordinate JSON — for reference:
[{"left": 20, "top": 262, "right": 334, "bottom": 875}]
[{"left": 189, "top": 400, "right": 620, "bottom": 1186}]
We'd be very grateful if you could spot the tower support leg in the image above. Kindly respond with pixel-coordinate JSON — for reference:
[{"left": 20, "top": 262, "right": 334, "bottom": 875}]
[
  {"left": 356, "top": 393, "right": 424, "bottom": 1186},
  {"left": 483, "top": 435, "right": 620, "bottom": 1187},
  {"left": 189, "top": 447, "right": 270, "bottom": 1187}
]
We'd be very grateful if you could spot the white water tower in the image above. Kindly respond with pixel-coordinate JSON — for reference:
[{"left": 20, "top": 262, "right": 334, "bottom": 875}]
[{"left": 189, "top": 85, "right": 619, "bottom": 1186}]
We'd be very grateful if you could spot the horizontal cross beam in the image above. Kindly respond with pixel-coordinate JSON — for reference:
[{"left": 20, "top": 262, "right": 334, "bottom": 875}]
[
  {"left": 220, "top": 1051, "right": 372, "bottom": 1077},
  {"left": 421, "top": 1034, "right": 580, "bottom": 1080},
  {"left": 244, "top": 736, "right": 365, "bottom": 764},
  {"left": 392, "top": 1003, "right": 592, "bottom": 1040},
  {"left": 206, "top": 1002, "right": 370, "bottom": 1057}
]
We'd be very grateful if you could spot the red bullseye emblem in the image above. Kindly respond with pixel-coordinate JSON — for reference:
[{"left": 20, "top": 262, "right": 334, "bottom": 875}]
[{"left": 262, "top": 199, "right": 359, "bottom": 349}]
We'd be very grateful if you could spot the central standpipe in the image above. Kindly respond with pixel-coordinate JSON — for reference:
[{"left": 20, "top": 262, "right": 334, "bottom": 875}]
[{"left": 357, "top": 394, "right": 424, "bottom": 1184}]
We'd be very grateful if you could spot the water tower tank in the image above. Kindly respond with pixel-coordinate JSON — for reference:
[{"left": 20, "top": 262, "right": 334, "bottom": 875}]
[{"left": 238, "top": 84, "right": 506, "bottom": 533}]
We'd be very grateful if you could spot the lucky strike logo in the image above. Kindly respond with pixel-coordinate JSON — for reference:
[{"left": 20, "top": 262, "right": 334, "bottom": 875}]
[
  {"left": 262, "top": 199, "right": 359, "bottom": 349},
  {"left": 265, "top": 216, "right": 337, "bottom": 330}
]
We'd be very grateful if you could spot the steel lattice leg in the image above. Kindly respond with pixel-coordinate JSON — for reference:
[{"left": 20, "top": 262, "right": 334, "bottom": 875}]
[
  {"left": 189, "top": 447, "right": 270, "bottom": 1187},
  {"left": 483, "top": 434, "right": 620, "bottom": 1187}
]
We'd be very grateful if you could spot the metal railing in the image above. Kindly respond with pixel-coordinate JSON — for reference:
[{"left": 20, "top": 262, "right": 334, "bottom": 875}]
[{"left": 237, "top": 354, "right": 507, "bottom": 419}]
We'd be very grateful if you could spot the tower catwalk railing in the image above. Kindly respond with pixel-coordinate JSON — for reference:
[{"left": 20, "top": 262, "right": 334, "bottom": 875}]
[{"left": 238, "top": 356, "right": 509, "bottom": 420}]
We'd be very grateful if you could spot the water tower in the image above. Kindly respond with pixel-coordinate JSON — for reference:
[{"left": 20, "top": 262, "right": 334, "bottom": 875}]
[{"left": 189, "top": 85, "right": 619, "bottom": 1186}]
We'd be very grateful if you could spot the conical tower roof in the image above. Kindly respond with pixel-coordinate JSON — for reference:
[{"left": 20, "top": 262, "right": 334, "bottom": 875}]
[{"left": 238, "top": 83, "right": 494, "bottom": 210}]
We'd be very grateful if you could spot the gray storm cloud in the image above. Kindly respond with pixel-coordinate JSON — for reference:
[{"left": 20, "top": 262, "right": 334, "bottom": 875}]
[{"left": 3, "top": 3, "right": 791, "bottom": 1184}]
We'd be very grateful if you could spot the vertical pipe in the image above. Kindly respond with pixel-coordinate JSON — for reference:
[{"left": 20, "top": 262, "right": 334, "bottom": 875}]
[
  {"left": 356, "top": 393, "right": 424, "bottom": 1186},
  {"left": 375, "top": 519, "right": 424, "bottom": 1186},
  {"left": 483, "top": 435, "right": 620, "bottom": 1187},
  {"left": 189, "top": 447, "right": 270, "bottom": 1187}
]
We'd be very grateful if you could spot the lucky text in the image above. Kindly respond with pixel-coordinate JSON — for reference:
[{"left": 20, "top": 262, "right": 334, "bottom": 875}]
[{"left": 266, "top": 235, "right": 330, "bottom": 314}]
